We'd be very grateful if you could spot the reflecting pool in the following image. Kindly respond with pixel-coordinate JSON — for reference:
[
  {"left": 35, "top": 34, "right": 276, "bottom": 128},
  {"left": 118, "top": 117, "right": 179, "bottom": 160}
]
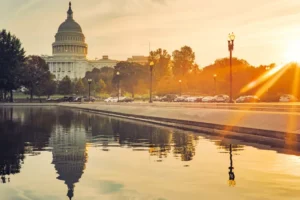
[{"left": 0, "top": 107, "right": 300, "bottom": 200}]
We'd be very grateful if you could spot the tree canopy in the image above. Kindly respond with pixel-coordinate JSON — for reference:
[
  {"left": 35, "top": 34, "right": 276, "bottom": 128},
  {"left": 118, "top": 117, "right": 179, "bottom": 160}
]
[{"left": 0, "top": 29, "right": 25, "bottom": 101}]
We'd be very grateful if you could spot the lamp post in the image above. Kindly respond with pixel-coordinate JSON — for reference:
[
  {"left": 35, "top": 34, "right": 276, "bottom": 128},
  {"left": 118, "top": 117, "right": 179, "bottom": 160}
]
[
  {"left": 228, "top": 32, "right": 235, "bottom": 103},
  {"left": 213, "top": 74, "right": 217, "bottom": 95},
  {"left": 88, "top": 79, "right": 92, "bottom": 102},
  {"left": 116, "top": 71, "right": 120, "bottom": 102},
  {"left": 149, "top": 61, "right": 154, "bottom": 103},
  {"left": 228, "top": 144, "right": 236, "bottom": 187},
  {"left": 179, "top": 80, "right": 182, "bottom": 96}
]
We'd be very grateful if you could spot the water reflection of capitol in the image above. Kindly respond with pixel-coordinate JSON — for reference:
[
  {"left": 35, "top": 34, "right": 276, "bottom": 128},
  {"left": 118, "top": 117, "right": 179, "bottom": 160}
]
[{"left": 49, "top": 124, "right": 89, "bottom": 200}]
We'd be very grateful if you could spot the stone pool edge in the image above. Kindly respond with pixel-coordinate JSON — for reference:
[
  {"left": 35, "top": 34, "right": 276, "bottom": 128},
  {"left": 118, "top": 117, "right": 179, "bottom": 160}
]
[{"left": 59, "top": 104, "right": 300, "bottom": 148}]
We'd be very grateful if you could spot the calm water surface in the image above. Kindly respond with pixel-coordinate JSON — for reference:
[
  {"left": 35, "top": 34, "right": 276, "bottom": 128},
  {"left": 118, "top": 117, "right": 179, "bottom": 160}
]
[{"left": 0, "top": 107, "right": 300, "bottom": 200}]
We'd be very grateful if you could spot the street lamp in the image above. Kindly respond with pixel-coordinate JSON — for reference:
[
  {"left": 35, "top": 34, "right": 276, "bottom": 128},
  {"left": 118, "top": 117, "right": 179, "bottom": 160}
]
[
  {"left": 213, "top": 74, "right": 217, "bottom": 95},
  {"left": 116, "top": 71, "right": 120, "bottom": 102},
  {"left": 149, "top": 61, "right": 154, "bottom": 103},
  {"left": 179, "top": 80, "right": 182, "bottom": 96},
  {"left": 228, "top": 144, "right": 236, "bottom": 187},
  {"left": 88, "top": 79, "right": 92, "bottom": 102},
  {"left": 228, "top": 32, "right": 235, "bottom": 103}
]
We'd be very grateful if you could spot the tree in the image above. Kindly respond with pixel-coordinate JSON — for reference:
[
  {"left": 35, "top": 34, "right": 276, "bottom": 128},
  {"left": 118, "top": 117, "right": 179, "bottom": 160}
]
[
  {"left": 58, "top": 76, "right": 72, "bottom": 95},
  {"left": 113, "top": 62, "right": 148, "bottom": 97},
  {"left": 95, "top": 79, "right": 107, "bottom": 94},
  {"left": 21, "top": 56, "right": 51, "bottom": 101},
  {"left": 40, "top": 73, "right": 56, "bottom": 99},
  {"left": 0, "top": 29, "right": 25, "bottom": 102},
  {"left": 74, "top": 79, "right": 85, "bottom": 95},
  {"left": 172, "top": 46, "right": 195, "bottom": 78},
  {"left": 84, "top": 67, "right": 115, "bottom": 93},
  {"left": 149, "top": 48, "right": 171, "bottom": 82}
]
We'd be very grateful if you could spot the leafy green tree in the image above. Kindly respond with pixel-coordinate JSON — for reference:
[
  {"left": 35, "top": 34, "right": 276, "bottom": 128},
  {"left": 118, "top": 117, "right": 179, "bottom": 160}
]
[
  {"left": 95, "top": 79, "right": 107, "bottom": 94},
  {"left": 74, "top": 79, "right": 85, "bottom": 95},
  {"left": 21, "top": 56, "right": 51, "bottom": 101},
  {"left": 172, "top": 46, "right": 195, "bottom": 78},
  {"left": 41, "top": 74, "right": 56, "bottom": 99},
  {"left": 0, "top": 29, "right": 25, "bottom": 102},
  {"left": 58, "top": 76, "right": 72, "bottom": 95},
  {"left": 85, "top": 67, "right": 114, "bottom": 93}
]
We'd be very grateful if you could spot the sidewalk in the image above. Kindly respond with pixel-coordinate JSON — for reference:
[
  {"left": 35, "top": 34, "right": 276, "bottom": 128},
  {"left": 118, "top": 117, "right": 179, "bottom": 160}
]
[{"left": 60, "top": 103, "right": 300, "bottom": 138}]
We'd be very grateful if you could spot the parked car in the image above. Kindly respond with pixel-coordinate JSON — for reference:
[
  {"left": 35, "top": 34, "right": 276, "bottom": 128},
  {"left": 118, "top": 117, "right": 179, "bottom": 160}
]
[
  {"left": 201, "top": 96, "right": 215, "bottom": 102},
  {"left": 214, "top": 95, "right": 230, "bottom": 103},
  {"left": 153, "top": 96, "right": 162, "bottom": 101},
  {"left": 118, "top": 97, "right": 134, "bottom": 102},
  {"left": 46, "top": 97, "right": 58, "bottom": 101},
  {"left": 174, "top": 96, "right": 189, "bottom": 102},
  {"left": 236, "top": 95, "right": 260, "bottom": 103},
  {"left": 195, "top": 96, "right": 204, "bottom": 102},
  {"left": 185, "top": 97, "right": 198, "bottom": 102},
  {"left": 57, "top": 96, "right": 70, "bottom": 102},
  {"left": 83, "top": 96, "right": 96, "bottom": 102},
  {"left": 160, "top": 94, "right": 177, "bottom": 102},
  {"left": 279, "top": 94, "right": 298, "bottom": 102},
  {"left": 104, "top": 97, "right": 118, "bottom": 102}
]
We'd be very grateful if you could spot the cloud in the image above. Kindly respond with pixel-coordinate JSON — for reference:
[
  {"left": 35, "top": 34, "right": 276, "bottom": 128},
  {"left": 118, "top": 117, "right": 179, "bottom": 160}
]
[
  {"left": 14, "top": 0, "right": 43, "bottom": 16},
  {"left": 151, "top": 0, "right": 167, "bottom": 5}
]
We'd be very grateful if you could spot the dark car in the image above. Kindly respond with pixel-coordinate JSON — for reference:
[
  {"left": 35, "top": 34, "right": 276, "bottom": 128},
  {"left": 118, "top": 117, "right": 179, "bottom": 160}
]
[
  {"left": 161, "top": 94, "right": 177, "bottom": 102},
  {"left": 58, "top": 96, "right": 70, "bottom": 102}
]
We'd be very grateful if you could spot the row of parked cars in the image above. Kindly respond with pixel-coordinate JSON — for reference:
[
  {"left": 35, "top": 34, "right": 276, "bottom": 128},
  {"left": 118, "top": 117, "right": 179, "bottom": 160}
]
[
  {"left": 154, "top": 94, "right": 231, "bottom": 103},
  {"left": 47, "top": 96, "right": 96, "bottom": 102},
  {"left": 153, "top": 94, "right": 299, "bottom": 103},
  {"left": 104, "top": 97, "right": 134, "bottom": 103}
]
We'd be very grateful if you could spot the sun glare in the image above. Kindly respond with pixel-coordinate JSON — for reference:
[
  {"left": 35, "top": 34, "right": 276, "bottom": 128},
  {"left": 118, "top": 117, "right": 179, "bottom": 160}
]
[{"left": 284, "top": 40, "right": 300, "bottom": 63}]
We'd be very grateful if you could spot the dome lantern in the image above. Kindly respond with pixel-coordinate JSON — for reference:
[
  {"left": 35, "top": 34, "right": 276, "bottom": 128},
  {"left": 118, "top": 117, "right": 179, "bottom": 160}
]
[{"left": 67, "top": 2, "right": 73, "bottom": 19}]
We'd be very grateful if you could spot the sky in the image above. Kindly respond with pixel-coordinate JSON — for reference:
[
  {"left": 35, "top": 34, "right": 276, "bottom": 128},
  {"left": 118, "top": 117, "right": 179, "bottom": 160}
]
[{"left": 1, "top": 0, "right": 300, "bottom": 67}]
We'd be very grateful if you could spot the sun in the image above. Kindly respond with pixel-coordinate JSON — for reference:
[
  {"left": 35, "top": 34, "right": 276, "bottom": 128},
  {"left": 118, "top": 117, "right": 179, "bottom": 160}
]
[{"left": 284, "top": 40, "right": 300, "bottom": 63}]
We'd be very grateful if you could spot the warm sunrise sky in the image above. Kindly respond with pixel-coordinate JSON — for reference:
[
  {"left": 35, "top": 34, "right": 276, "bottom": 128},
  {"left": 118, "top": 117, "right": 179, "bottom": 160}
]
[{"left": 1, "top": 0, "right": 300, "bottom": 66}]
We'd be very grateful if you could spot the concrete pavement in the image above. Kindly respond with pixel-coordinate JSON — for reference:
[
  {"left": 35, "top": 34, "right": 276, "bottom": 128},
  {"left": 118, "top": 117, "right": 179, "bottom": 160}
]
[{"left": 60, "top": 102, "right": 300, "bottom": 140}]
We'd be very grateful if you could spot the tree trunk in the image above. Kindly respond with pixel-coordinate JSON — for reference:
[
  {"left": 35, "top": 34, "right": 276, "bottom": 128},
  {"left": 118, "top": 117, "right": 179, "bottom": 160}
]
[
  {"left": 0, "top": 90, "right": 3, "bottom": 101},
  {"left": 10, "top": 90, "right": 13, "bottom": 102}
]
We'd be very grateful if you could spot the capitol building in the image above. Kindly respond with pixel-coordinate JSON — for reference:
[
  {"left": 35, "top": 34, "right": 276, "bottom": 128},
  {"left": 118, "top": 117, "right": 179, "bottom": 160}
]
[{"left": 43, "top": 2, "right": 118, "bottom": 81}]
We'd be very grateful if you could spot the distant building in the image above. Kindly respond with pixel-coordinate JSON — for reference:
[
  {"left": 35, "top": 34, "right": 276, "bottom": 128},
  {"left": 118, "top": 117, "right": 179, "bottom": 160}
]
[
  {"left": 43, "top": 2, "right": 118, "bottom": 81},
  {"left": 127, "top": 56, "right": 149, "bottom": 65}
]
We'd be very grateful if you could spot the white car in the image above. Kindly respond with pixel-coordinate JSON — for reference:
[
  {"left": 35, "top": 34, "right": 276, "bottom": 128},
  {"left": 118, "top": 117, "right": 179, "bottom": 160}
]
[
  {"left": 185, "top": 97, "right": 198, "bottom": 102},
  {"left": 214, "top": 95, "right": 229, "bottom": 103},
  {"left": 104, "top": 97, "right": 118, "bottom": 102},
  {"left": 202, "top": 96, "right": 215, "bottom": 102},
  {"left": 279, "top": 95, "right": 298, "bottom": 102}
]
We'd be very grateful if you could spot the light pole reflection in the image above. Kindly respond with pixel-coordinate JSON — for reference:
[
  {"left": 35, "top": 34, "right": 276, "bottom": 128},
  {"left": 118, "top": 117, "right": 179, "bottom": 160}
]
[{"left": 228, "top": 144, "right": 236, "bottom": 187}]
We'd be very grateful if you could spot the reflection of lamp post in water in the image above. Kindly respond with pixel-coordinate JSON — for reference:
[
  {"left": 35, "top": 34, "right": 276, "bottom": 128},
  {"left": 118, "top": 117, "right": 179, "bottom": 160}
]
[{"left": 228, "top": 144, "right": 236, "bottom": 186}]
